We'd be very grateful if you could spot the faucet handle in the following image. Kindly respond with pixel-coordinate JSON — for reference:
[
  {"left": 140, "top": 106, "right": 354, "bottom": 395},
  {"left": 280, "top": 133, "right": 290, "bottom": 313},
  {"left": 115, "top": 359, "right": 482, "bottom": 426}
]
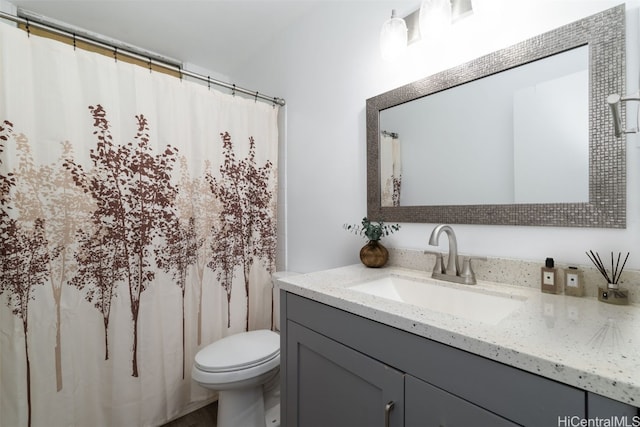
[
  {"left": 460, "top": 256, "right": 487, "bottom": 285},
  {"left": 424, "top": 250, "right": 444, "bottom": 274}
]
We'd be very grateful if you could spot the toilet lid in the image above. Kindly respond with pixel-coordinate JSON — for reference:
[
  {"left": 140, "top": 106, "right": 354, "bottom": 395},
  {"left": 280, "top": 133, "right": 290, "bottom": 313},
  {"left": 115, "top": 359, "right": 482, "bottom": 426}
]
[{"left": 194, "top": 330, "right": 280, "bottom": 373}]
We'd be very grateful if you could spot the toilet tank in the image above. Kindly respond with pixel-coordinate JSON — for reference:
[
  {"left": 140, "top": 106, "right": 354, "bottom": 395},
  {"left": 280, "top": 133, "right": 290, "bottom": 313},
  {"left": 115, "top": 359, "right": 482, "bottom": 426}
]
[{"left": 272, "top": 271, "right": 299, "bottom": 331}]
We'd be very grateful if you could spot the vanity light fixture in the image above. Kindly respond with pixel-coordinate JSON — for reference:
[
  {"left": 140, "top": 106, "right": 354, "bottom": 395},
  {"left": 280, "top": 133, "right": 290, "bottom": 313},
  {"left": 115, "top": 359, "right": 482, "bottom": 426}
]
[
  {"left": 607, "top": 92, "right": 640, "bottom": 138},
  {"left": 380, "top": 9, "right": 408, "bottom": 62},
  {"left": 382, "top": 0, "right": 473, "bottom": 60}
]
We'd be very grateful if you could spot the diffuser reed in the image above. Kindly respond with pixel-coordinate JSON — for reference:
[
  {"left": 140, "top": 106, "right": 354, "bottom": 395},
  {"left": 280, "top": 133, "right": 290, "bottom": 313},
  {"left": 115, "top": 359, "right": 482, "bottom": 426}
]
[
  {"left": 585, "top": 250, "right": 629, "bottom": 289},
  {"left": 586, "top": 251, "right": 630, "bottom": 305}
]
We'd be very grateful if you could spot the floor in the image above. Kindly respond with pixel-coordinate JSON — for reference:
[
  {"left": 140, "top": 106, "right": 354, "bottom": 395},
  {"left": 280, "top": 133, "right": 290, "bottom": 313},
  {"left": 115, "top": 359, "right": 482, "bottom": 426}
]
[{"left": 161, "top": 402, "right": 218, "bottom": 427}]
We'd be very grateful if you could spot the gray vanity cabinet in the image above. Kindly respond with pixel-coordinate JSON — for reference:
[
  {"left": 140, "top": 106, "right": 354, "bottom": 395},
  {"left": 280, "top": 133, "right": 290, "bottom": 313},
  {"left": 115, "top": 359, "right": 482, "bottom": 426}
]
[{"left": 281, "top": 291, "right": 638, "bottom": 427}]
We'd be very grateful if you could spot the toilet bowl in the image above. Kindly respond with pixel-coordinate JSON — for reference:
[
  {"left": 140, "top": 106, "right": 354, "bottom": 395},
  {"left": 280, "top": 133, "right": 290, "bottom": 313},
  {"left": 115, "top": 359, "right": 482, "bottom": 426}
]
[{"left": 192, "top": 329, "right": 280, "bottom": 427}]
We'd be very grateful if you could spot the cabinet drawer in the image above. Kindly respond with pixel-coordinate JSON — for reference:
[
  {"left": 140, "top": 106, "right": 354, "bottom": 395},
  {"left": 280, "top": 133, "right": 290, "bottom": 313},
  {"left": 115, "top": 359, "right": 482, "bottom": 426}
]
[{"left": 406, "top": 375, "right": 518, "bottom": 427}]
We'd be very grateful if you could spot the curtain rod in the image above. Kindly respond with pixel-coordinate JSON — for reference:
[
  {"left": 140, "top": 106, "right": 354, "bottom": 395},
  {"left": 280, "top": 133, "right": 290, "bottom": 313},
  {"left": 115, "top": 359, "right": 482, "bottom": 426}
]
[{"left": 0, "top": 10, "right": 286, "bottom": 107}]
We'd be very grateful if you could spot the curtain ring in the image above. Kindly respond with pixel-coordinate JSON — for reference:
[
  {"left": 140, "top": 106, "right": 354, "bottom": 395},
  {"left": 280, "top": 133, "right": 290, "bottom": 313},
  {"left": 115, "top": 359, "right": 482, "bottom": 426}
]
[
  {"left": 25, "top": 18, "right": 30, "bottom": 37},
  {"left": 113, "top": 47, "right": 118, "bottom": 62},
  {"left": 148, "top": 58, "right": 152, "bottom": 73},
  {"left": 272, "top": 97, "right": 277, "bottom": 108},
  {"left": 72, "top": 33, "right": 76, "bottom": 50},
  {"left": 232, "top": 84, "right": 236, "bottom": 97},
  {"left": 207, "top": 76, "right": 211, "bottom": 90},
  {"left": 254, "top": 91, "right": 259, "bottom": 102}
]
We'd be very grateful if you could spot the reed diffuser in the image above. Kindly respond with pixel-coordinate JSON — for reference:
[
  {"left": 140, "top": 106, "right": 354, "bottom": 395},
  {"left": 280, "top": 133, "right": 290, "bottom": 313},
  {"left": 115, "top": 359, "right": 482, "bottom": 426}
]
[{"left": 586, "top": 251, "right": 630, "bottom": 305}]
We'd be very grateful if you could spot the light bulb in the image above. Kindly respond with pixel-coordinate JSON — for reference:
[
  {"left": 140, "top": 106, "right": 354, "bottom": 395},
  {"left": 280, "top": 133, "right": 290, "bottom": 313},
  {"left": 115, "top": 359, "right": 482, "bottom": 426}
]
[
  {"left": 380, "top": 9, "right": 408, "bottom": 62},
  {"left": 419, "top": 0, "right": 452, "bottom": 43}
]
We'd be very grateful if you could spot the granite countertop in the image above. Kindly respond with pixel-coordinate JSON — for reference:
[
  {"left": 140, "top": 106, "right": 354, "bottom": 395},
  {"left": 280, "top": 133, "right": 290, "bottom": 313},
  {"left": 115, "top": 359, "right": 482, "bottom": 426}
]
[{"left": 276, "top": 264, "right": 640, "bottom": 406}]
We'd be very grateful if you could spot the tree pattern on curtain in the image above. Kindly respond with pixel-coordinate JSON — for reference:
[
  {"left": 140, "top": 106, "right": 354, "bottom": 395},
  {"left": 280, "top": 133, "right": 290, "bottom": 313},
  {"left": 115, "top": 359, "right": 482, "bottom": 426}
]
[
  {"left": 206, "top": 132, "right": 276, "bottom": 330},
  {"left": 3, "top": 124, "right": 93, "bottom": 395},
  {"left": 175, "top": 156, "right": 221, "bottom": 346},
  {"left": 65, "top": 105, "right": 180, "bottom": 378},
  {"left": 0, "top": 105, "right": 277, "bottom": 426},
  {"left": 0, "top": 121, "right": 52, "bottom": 427}
]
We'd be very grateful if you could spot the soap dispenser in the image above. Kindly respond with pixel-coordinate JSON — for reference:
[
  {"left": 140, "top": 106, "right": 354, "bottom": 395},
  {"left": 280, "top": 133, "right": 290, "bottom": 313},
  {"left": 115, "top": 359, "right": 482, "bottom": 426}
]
[{"left": 541, "top": 257, "right": 563, "bottom": 294}]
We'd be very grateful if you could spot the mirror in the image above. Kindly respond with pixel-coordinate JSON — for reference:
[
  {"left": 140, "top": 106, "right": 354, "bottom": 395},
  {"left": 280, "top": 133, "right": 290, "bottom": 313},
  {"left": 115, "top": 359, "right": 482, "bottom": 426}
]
[
  {"left": 367, "top": 5, "right": 626, "bottom": 228},
  {"left": 380, "top": 46, "right": 589, "bottom": 206}
]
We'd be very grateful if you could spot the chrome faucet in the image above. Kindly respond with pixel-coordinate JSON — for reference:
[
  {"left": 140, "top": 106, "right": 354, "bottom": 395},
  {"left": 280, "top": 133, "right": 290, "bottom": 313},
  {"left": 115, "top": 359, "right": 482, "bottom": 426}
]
[
  {"left": 428, "top": 224, "right": 459, "bottom": 275},
  {"left": 426, "top": 224, "right": 485, "bottom": 285}
]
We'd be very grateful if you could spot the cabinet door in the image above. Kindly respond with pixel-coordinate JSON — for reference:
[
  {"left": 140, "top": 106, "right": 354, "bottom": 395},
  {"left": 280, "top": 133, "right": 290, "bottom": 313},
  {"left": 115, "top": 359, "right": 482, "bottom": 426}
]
[
  {"left": 285, "top": 321, "right": 404, "bottom": 427},
  {"left": 587, "top": 392, "right": 639, "bottom": 418},
  {"left": 405, "top": 375, "right": 518, "bottom": 427}
]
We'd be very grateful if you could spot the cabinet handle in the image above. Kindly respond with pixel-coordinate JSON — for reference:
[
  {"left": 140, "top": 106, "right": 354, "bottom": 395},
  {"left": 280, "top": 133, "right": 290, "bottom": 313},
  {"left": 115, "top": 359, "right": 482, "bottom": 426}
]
[{"left": 384, "top": 401, "right": 395, "bottom": 427}]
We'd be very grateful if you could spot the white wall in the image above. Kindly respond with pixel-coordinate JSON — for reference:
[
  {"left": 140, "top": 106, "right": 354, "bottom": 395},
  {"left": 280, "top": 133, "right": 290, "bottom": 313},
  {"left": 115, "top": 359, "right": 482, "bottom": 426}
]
[{"left": 232, "top": 0, "right": 640, "bottom": 273}]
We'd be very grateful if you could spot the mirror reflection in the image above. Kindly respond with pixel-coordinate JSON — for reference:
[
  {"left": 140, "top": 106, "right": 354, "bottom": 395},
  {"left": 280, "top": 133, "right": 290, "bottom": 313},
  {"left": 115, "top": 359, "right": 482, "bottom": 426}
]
[{"left": 379, "top": 45, "right": 589, "bottom": 207}]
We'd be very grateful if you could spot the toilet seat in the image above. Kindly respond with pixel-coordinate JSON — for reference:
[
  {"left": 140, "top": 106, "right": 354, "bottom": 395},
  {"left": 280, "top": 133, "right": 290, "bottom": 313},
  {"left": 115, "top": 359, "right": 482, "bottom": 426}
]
[
  {"left": 195, "top": 330, "right": 280, "bottom": 373},
  {"left": 192, "top": 330, "right": 280, "bottom": 386}
]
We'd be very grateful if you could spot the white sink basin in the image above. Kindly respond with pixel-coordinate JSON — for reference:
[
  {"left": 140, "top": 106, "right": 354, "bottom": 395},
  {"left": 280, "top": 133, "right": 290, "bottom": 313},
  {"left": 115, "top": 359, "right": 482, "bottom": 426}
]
[{"left": 348, "top": 275, "right": 526, "bottom": 325}]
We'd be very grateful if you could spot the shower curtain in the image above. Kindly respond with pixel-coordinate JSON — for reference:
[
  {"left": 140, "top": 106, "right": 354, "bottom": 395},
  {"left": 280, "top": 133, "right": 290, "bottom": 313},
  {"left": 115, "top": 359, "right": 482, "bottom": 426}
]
[
  {"left": 0, "top": 23, "right": 278, "bottom": 427},
  {"left": 380, "top": 132, "right": 401, "bottom": 207}
]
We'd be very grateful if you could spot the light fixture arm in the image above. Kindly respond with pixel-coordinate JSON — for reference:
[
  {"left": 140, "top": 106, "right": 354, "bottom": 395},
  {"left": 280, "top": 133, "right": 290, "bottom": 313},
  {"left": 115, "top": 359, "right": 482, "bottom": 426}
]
[{"left": 608, "top": 92, "right": 640, "bottom": 138}]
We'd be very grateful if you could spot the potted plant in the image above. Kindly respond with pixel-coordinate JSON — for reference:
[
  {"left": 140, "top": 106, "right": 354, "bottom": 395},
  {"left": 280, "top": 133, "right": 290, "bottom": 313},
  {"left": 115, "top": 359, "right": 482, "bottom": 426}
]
[{"left": 344, "top": 217, "right": 400, "bottom": 267}]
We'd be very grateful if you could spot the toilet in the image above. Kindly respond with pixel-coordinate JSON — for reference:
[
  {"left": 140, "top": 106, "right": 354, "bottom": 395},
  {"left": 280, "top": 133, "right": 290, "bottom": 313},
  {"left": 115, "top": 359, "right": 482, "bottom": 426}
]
[
  {"left": 191, "top": 272, "right": 297, "bottom": 427},
  {"left": 192, "top": 329, "right": 280, "bottom": 427}
]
